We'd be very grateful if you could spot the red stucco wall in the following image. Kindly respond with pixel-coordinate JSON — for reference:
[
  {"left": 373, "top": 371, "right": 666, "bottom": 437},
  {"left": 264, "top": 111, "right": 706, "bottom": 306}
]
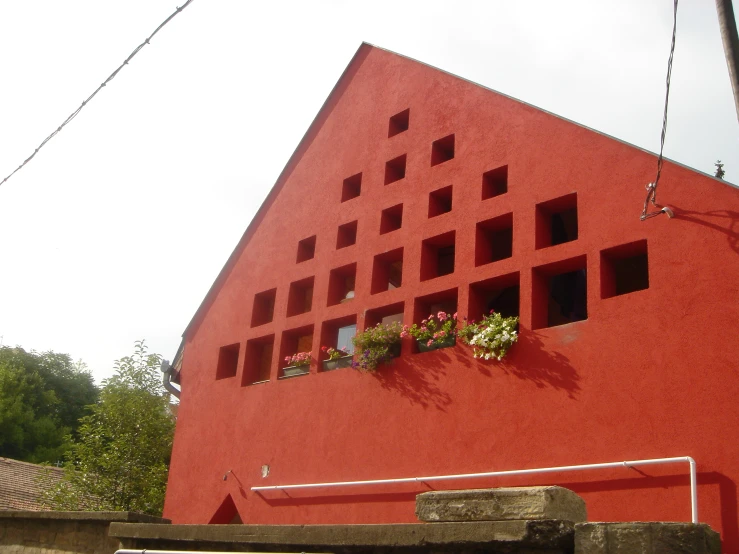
[{"left": 164, "top": 45, "right": 739, "bottom": 549}]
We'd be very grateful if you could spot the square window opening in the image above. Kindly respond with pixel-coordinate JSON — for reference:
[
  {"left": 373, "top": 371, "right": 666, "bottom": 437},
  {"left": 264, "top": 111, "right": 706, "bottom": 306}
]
[
  {"left": 216, "top": 343, "right": 240, "bottom": 380},
  {"left": 286, "top": 277, "right": 314, "bottom": 317},
  {"left": 420, "top": 231, "right": 456, "bottom": 281},
  {"left": 601, "top": 240, "right": 649, "bottom": 299},
  {"left": 371, "top": 248, "right": 404, "bottom": 294},
  {"left": 468, "top": 272, "right": 520, "bottom": 323},
  {"left": 327, "top": 263, "right": 357, "bottom": 306},
  {"left": 388, "top": 108, "right": 410, "bottom": 138},
  {"left": 242, "top": 335, "right": 274, "bottom": 386},
  {"left": 412, "top": 288, "right": 458, "bottom": 353},
  {"left": 319, "top": 315, "right": 357, "bottom": 371},
  {"left": 341, "top": 173, "right": 362, "bottom": 202},
  {"left": 250, "top": 288, "right": 276, "bottom": 327},
  {"left": 384, "top": 154, "right": 407, "bottom": 185},
  {"left": 431, "top": 134, "right": 455, "bottom": 166},
  {"left": 532, "top": 256, "right": 588, "bottom": 329},
  {"left": 364, "top": 301, "right": 405, "bottom": 330},
  {"left": 296, "top": 235, "right": 316, "bottom": 263},
  {"left": 482, "top": 166, "right": 508, "bottom": 199},
  {"left": 475, "top": 213, "right": 513, "bottom": 266},
  {"left": 380, "top": 203, "right": 403, "bottom": 234},
  {"left": 535, "top": 193, "right": 578, "bottom": 249},
  {"left": 428, "top": 185, "right": 453, "bottom": 218},
  {"left": 279, "top": 326, "right": 314, "bottom": 378},
  {"left": 336, "top": 220, "right": 358, "bottom": 249}
]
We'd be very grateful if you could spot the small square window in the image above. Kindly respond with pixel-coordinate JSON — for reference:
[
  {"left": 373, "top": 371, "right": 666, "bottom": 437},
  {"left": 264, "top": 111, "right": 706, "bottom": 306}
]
[
  {"left": 336, "top": 221, "right": 358, "bottom": 249},
  {"left": 532, "top": 256, "right": 587, "bottom": 329},
  {"left": 364, "top": 302, "right": 405, "bottom": 329},
  {"left": 428, "top": 185, "right": 453, "bottom": 218},
  {"left": 242, "top": 335, "right": 274, "bottom": 386},
  {"left": 279, "top": 326, "right": 313, "bottom": 378},
  {"left": 380, "top": 204, "right": 403, "bottom": 234},
  {"left": 535, "top": 193, "right": 578, "bottom": 249},
  {"left": 216, "top": 343, "right": 240, "bottom": 380},
  {"left": 371, "top": 248, "right": 403, "bottom": 294},
  {"left": 296, "top": 235, "right": 316, "bottom": 263},
  {"left": 286, "top": 277, "right": 314, "bottom": 317},
  {"left": 482, "top": 166, "right": 508, "bottom": 199},
  {"left": 601, "top": 240, "right": 649, "bottom": 299},
  {"left": 388, "top": 109, "right": 410, "bottom": 138},
  {"left": 341, "top": 173, "right": 362, "bottom": 202},
  {"left": 412, "top": 288, "right": 458, "bottom": 353},
  {"left": 475, "top": 213, "right": 513, "bottom": 266},
  {"left": 431, "top": 134, "right": 455, "bottom": 166},
  {"left": 385, "top": 154, "right": 407, "bottom": 185},
  {"left": 420, "top": 231, "right": 456, "bottom": 281},
  {"left": 468, "top": 272, "right": 520, "bottom": 322},
  {"left": 327, "top": 263, "right": 357, "bottom": 306},
  {"left": 319, "top": 315, "right": 357, "bottom": 371},
  {"left": 251, "top": 288, "right": 276, "bottom": 327}
]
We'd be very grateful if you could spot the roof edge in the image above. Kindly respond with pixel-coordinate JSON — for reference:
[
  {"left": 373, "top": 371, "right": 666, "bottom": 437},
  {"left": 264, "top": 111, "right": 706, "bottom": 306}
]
[{"left": 182, "top": 43, "right": 374, "bottom": 340}]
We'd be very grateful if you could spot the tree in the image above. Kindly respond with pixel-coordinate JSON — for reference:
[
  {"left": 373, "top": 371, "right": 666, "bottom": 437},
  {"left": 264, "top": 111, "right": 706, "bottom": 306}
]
[
  {"left": 44, "top": 341, "right": 174, "bottom": 515},
  {"left": 0, "top": 346, "right": 98, "bottom": 463},
  {"left": 715, "top": 160, "right": 726, "bottom": 179}
]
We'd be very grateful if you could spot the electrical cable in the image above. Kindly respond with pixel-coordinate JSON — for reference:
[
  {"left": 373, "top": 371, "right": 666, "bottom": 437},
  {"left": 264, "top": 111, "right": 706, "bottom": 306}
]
[
  {"left": 0, "top": 0, "right": 196, "bottom": 189},
  {"left": 641, "top": 0, "right": 678, "bottom": 221}
]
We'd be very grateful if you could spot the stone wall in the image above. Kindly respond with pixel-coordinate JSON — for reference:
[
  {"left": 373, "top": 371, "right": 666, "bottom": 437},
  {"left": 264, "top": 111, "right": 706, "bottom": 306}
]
[{"left": 0, "top": 511, "right": 168, "bottom": 554}]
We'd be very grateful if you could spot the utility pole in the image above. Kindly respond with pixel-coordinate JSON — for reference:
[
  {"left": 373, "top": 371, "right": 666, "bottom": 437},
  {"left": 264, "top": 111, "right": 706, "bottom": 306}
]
[{"left": 716, "top": 0, "right": 739, "bottom": 123}]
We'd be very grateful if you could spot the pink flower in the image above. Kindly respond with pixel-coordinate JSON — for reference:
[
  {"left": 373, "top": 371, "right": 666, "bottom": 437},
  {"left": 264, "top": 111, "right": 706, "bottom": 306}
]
[
  {"left": 433, "top": 332, "right": 439, "bottom": 339},
  {"left": 400, "top": 331, "right": 408, "bottom": 338},
  {"left": 438, "top": 311, "right": 447, "bottom": 321},
  {"left": 284, "top": 356, "right": 290, "bottom": 362},
  {"left": 420, "top": 326, "right": 428, "bottom": 333},
  {"left": 453, "top": 312, "right": 458, "bottom": 319},
  {"left": 422, "top": 319, "right": 428, "bottom": 325},
  {"left": 439, "top": 330, "right": 446, "bottom": 337},
  {"left": 490, "top": 309, "right": 495, "bottom": 314},
  {"left": 427, "top": 340, "right": 433, "bottom": 347},
  {"left": 321, "top": 346, "right": 328, "bottom": 352}
]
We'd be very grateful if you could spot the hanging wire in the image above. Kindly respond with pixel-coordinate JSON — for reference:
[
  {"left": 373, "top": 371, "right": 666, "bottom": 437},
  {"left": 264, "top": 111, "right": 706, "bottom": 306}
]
[
  {"left": 641, "top": 0, "right": 678, "bottom": 221},
  {"left": 0, "top": 0, "right": 196, "bottom": 188}
]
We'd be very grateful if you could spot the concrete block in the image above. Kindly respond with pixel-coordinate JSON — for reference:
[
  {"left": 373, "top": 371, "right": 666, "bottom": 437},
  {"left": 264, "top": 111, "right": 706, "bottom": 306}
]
[
  {"left": 416, "top": 486, "right": 587, "bottom": 523},
  {"left": 575, "top": 522, "right": 721, "bottom": 554}
]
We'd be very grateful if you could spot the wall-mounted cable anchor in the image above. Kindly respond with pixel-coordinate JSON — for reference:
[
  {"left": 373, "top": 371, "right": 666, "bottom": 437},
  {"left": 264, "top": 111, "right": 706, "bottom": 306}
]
[{"left": 640, "top": 182, "right": 674, "bottom": 221}]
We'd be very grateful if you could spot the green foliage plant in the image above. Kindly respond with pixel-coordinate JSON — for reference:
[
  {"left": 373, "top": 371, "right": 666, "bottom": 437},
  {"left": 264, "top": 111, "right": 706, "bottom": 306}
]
[
  {"left": 408, "top": 311, "right": 458, "bottom": 349},
  {"left": 458, "top": 311, "right": 519, "bottom": 361},
  {"left": 43, "top": 340, "right": 174, "bottom": 515},
  {"left": 351, "top": 321, "right": 405, "bottom": 372},
  {"left": 0, "top": 347, "right": 98, "bottom": 464}
]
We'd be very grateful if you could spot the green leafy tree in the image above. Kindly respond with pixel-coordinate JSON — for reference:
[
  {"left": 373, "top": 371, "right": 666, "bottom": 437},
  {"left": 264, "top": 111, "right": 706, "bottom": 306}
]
[
  {"left": 44, "top": 341, "right": 174, "bottom": 515},
  {"left": 0, "top": 347, "right": 98, "bottom": 463}
]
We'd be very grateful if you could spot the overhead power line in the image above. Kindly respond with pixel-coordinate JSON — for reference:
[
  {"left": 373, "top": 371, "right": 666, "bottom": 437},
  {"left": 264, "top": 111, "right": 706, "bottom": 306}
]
[
  {"left": 641, "top": 0, "right": 678, "bottom": 221},
  {"left": 0, "top": 0, "right": 196, "bottom": 189}
]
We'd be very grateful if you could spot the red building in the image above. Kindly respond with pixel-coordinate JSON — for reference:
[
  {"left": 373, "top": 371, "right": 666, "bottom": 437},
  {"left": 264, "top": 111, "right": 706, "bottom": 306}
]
[{"left": 164, "top": 43, "right": 739, "bottom": 549}]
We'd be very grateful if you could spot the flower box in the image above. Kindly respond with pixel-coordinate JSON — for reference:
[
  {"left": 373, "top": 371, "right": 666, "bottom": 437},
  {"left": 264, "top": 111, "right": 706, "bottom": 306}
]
[
  {"left": 282, "top": 365, "right": 310, "bottom": 377},
  {"left": 322, "top": 355, "right": 354, "bottom": 371},
  {"left": 417, "top": 336, "right": 456, "bottom": 353}
]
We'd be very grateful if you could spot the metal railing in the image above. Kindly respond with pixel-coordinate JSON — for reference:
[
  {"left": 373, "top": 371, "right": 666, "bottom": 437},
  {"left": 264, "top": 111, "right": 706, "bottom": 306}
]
[{"left": 252, "top": 456, "right": 698, "bottom": 523}]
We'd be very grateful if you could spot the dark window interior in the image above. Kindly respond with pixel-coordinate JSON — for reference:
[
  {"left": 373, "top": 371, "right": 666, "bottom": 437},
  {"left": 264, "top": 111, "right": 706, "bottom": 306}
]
[
  {"left": 371, "top": 248, "right": 404, "bottom": 294},
  {"left": 380, "top": 204, "right": 403, "bottom": 234},
  {"left": 336, "top": 221, "right": 358, "bottom": 249},
  {"left": 251, "top": 288, "right": 276, "bottom": 327},
  {"left": 341, "top": 173, "right": 362, "bottom": 202},
  {"left": 216, "top": 343, "right": 239, "bottom": 380},
  {"left": 431, "top": 134, "right": 455, "bottom": 166},
  {"left": 385, "top": 154, "right": 407, "bottom": 185},
  {"left": 482, "top": 166, "right": 508, "bottom": 199},
  {"left": 388, "top": 109, "right": 410, "bottom": 138},
  {"left": 428, "top": 185, "right": 453, "bottom": 218},
  {"left": 296, "top": 235, "right": 316, "bottom": 262}
]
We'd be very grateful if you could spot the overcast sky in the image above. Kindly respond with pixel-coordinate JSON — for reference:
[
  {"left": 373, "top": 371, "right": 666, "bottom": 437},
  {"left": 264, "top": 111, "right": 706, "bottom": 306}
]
[{"left": 0, "top": 1, "right": 736, "bottom": 384}]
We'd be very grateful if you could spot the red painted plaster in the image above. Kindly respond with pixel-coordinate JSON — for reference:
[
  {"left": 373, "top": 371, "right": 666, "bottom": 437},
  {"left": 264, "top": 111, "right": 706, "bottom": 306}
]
[{"left": 165, "top": 45, "right": 739, "bottom": 550}]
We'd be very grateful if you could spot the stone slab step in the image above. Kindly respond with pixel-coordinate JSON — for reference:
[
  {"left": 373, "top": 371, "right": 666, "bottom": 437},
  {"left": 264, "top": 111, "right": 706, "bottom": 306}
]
[
  {"left": 416, "top": 486, "right": 587, "bottom": 523},
  {"left": 575, "top": 522, "right": 721, "bottom": 554}
]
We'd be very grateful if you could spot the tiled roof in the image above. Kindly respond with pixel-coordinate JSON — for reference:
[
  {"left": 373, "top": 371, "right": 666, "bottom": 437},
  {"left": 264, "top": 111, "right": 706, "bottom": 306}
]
[{"left": 0, "top": 457, "right": 64, "bottom": 511}]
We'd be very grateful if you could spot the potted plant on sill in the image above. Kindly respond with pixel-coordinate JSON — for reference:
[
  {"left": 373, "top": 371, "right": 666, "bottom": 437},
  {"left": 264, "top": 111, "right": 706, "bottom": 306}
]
[
  {"left": 282, "top": 352, "right": 311, "bottom": 377},
  {"left": 351, "top": 320, "right": 406, "bottom": 372},
  {"left": 321, "top": 346, "right": 352, "bottom": 371},
  {"left": 409, "top": 311, "right": 458, "bottom": 352},
  {"left": 458, "top": 310, "right": 519, "bottom": 361}
]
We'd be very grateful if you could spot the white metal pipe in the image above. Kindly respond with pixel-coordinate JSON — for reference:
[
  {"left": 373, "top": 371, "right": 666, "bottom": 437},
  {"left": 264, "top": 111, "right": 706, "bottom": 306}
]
[{"left": 251, "top": 456, "right": 698, "bottom": 523}]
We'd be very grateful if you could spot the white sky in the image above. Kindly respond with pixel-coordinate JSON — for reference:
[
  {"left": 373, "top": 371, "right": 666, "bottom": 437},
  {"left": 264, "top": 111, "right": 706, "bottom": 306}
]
[{"left": 0, "top": 1, "right": 736, "bottom": 384}]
